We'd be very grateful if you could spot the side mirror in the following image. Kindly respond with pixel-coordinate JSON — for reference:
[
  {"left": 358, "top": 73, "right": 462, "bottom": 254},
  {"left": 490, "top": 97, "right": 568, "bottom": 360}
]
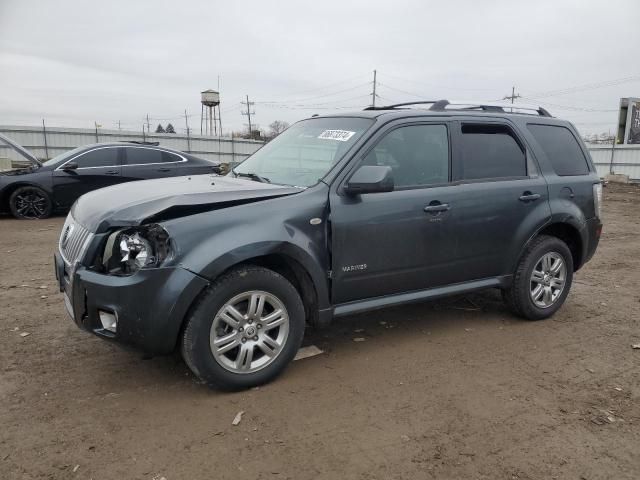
[
  {"left": 62, "top": 162, "right": 78, "bottom": 171},
  {"left": 211, "top": 163, "right": 226, "bottom": 175},
  {"left": 344, "top": 165, "right": 394, "bottom": 195}
]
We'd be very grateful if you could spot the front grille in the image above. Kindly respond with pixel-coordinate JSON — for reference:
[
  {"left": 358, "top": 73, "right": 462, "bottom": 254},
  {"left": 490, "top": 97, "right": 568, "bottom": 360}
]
[{"left": 59, "top": 214, "right": 93, "bottom": 266}]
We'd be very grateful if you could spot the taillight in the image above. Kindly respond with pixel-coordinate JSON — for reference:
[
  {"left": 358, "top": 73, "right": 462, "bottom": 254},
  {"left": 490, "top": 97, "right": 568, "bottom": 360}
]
[{"left": 593, "top": 183, "right": 602, "bottom": 219}]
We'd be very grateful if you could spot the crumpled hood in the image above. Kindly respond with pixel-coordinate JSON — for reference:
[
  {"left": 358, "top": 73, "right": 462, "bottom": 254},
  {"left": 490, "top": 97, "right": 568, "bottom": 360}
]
[{"left": 72, "top": 174, "right": 304, "bottom": 232}]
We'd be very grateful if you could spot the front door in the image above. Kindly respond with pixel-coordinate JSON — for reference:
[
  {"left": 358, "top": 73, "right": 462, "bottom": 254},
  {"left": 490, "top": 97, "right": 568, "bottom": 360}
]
[
  {"left": 52, "top": 146, "right": 123, "bottom": 209},
  {"left": 330, "top": 121, "right": 458, "bottom": 304}
]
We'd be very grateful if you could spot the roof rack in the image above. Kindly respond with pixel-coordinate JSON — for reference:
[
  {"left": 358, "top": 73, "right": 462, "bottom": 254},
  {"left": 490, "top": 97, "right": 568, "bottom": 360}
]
[
  {"left": 364, "top": 99, "right": 552, "bottom": 117},
  {"left": 120, "top": 140, "right": 160, "bottom": 146}
]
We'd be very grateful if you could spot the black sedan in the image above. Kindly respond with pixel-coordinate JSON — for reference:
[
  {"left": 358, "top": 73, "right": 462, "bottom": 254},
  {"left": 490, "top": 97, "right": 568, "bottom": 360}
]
[{"left": 0, "top": 135, "right": 221, "bottom": 219}]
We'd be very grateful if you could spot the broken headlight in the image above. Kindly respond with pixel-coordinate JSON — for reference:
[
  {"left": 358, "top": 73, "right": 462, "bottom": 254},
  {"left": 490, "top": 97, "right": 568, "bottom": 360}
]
[{"left": 102, "top": 224, "right": 171, "bottom": 275}]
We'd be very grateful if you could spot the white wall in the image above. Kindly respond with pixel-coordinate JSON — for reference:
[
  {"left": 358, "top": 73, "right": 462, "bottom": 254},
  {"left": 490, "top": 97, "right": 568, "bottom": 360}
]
[
  {"left": 0, "top": 125, "right": 264, "bottom": 166},
  {"left": 588, "top": 145, "right": 640, "bottom": 180}
]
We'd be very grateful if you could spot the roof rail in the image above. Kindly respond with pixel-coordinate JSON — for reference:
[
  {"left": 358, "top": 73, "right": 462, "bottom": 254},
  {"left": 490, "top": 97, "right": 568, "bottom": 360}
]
[
  {"left": 364, "top": 100, "right": 439, "bottom": 111},
  {"left": 364, "top": 99, "right": 552, "bottom": 117},
  {"left": 120, "top": 141, "right": 160, "bottom": 146}
]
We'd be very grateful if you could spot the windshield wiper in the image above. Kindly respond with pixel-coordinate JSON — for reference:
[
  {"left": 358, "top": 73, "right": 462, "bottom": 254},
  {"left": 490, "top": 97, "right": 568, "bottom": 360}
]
[{"left": 233, "top": 170, "right": 271, "bottom": 183}]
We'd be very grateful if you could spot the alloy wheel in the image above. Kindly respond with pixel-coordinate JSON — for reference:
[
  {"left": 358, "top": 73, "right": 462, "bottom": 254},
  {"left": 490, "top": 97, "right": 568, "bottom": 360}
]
[
  {"left": 210, "top": 290, "right": 290, "bottom": 374},
  {"left": 530, "top": 252, "right": 566, "bottom": 308},
  {"left": 14, "top": 189, "right": 48, "bottom": 219}
]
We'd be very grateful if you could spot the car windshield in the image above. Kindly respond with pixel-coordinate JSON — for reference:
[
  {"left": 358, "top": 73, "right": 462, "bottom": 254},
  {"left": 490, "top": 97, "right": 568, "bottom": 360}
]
[
  {"left": 41, "top": 146, "right": 86, "bottom": 167},
  {"left": 232, "top": 117, "right": 374, "bottom": 187}
]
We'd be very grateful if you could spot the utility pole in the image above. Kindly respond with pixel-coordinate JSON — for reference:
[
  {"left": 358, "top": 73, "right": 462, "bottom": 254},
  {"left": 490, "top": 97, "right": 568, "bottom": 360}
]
[
  {"left": 184, "top": 109, "right": 191, "bottom": 153},
  {"left": 503, "top": 86, "right": 521, "bottom": 104},
  {"left": 94, "top": 121, "right": 100, "bottom": 143},
  {"left": 241, "top": 95, "right": 255, "bottom": 138},
  {"left": 371, "top": 69, "right": 377, "bottom": 107},
  {"left": 42, "top": 119, "right": 49, "bottom": 159},
  {"left": 145, "top": 114, "right": 151, "bottom": 134},
  {"left": 117, "top": 120, "right": 121, "bottom": 131}
]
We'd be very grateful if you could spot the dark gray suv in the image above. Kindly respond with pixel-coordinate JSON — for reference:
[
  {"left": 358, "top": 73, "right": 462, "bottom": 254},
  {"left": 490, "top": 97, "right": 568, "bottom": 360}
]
[{"left": 54, "top": 100, "right": 603, "bottom": 390}]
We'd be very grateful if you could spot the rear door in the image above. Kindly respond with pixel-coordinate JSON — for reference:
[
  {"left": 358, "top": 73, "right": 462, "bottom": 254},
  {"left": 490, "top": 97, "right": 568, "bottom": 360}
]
[
  {"left": 120, "top": 147, "right": 184, "bottom": 181},
  {"left": 52, "top": 146, "right": 123, "bottom": 208},
  {"left": 330, "top": 120, "right": 460, "bottom": 304},
  {"left": 447, "top": 120, "right": 551, "bottom": 282}
]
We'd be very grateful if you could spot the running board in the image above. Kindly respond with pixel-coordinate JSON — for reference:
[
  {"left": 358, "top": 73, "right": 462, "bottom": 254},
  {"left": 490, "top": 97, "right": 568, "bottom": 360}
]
[{"left": 333, "top": 276, "right": 510, "bottom": 317}]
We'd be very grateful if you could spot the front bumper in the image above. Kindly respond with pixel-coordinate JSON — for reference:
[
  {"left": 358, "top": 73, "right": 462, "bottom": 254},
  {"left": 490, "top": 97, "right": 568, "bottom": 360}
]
[{"left": 54, "top": 252, "right": 208, "bottom": 354}]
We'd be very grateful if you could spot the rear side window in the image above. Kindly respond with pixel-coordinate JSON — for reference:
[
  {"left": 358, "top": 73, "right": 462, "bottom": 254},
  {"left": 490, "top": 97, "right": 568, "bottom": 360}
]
[
  {"left": 458, "top": 124, "right": 526, "bottom": 180},
  {"left": 125, "top": 148, "right": 179, "bottom": 165},
  {"left": 527, "top": 124, "right": 589, "bottom": 176},
  {"left": 73, "top": 147, "right": 119, "bottom": 168}
]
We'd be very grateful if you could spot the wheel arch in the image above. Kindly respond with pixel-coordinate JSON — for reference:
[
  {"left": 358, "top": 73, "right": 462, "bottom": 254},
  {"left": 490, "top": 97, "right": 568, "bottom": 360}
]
[
  {"left": 174, "top": 243, "right": 330, "bottom": 351},
  {"left": 0, "top": 182, "right": 53, "bottom": 215},
  {"left": 524, "top": 219, "right": 586, "bottom": 272}
]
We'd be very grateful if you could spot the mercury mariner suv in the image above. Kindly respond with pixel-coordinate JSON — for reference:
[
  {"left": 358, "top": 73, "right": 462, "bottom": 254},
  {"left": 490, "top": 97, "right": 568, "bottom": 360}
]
[{"left": 54, "top": 100, "right": 603, "bottom": 390}]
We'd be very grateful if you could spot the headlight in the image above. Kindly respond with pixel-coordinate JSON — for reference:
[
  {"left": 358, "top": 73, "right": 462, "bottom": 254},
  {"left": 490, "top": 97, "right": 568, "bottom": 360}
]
[{"left": 102, "top": 224, "right": 171, "bottom": 275}]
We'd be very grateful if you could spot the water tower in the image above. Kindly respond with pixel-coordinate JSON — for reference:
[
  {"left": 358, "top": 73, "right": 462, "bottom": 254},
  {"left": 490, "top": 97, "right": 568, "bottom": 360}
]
[{"left": 201, "top": 89, "right": 222, "bottom": 136}]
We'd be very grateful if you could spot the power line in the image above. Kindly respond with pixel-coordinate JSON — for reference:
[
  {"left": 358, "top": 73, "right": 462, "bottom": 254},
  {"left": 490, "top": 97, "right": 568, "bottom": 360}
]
[
  {"left": 263, "top": 73, "right": 370, "bottom": 100},
  {"left": 520, "top": 97, "right": 617, "bottom": 113},
  {"left": 523, "top": 75, "right": 640, "bottom": 99},
  {"left": 377, "top": 82, "right": 432, "bottom": 100},
  {"left": 379, "top": 72, "right": 498, "bottom": 92},
  {"left": 257, "top": 82, "right": 371, "bottom": 104}
]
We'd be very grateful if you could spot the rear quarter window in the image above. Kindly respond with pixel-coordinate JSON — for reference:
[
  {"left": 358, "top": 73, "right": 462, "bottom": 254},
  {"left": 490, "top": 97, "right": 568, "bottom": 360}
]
[{"left": 527, "top": 124, "right": 589, "bottom": 176}]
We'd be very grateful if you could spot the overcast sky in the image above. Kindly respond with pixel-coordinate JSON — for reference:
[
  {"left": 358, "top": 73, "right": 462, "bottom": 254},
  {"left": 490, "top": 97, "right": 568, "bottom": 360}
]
[{"left": 0, "top": 0, "right": 638, "bottom": 136}]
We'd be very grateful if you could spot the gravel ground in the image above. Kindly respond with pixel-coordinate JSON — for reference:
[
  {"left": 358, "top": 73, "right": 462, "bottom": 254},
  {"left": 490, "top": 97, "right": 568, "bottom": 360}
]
[{"left": 1, "top": 184, "right": 639, "bottom": 480}]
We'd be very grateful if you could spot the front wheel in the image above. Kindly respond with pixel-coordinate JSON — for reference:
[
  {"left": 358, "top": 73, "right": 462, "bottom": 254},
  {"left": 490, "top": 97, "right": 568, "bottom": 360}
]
[
  {"left": 503, "top": 235, "right": 574, "bottom": 320},
  {"left": 181, "top": 265, "right": 305, "bottom": 390},
  {"left": 9, "top": 186, "right": 53, "bottom": 219}
]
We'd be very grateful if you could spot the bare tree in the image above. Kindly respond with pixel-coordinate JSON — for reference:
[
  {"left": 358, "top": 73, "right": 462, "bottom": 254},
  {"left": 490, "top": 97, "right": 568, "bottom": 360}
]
[{"left": 268, "top": 120, "right": 290, "bottom": 139}]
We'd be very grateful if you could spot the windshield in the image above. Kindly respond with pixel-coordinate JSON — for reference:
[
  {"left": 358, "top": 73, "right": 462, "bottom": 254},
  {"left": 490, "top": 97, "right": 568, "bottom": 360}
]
[
  {"left": 42, "top": 146, "right": 86, "bottom": 167},
  {"left": 232, "top": 117, "right": 374, "bottom": 186}
]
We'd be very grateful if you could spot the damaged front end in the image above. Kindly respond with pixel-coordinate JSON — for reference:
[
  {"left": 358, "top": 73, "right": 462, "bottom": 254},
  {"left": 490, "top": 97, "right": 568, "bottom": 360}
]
[{"left": 98, "top": 224, "right": 172, "bottom": 275}]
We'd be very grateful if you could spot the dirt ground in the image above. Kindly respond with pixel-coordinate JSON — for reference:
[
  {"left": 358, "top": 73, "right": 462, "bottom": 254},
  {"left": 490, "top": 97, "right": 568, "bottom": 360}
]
[{"left": 1, "top": 184, "right": 639, "bottom": 480}]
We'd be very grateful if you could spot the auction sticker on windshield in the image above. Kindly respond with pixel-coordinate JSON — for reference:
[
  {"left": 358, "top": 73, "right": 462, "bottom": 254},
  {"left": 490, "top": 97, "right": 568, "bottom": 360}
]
[{"left": 318, "top": 130, "right": 356, "bottom": 141}]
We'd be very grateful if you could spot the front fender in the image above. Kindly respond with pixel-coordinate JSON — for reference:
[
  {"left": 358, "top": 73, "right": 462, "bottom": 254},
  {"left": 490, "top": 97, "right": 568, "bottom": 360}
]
[
  {"left": 162, "top": 188, "right": 331, "bottom": 310},
  {"left": 187, "top": 240, "right": 331, "bottom": 310}
]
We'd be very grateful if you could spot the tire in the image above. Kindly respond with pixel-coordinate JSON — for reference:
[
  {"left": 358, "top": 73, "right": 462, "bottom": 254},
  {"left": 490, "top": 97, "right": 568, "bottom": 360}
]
[
  {"left": 503, "top": 235, "right": 574, "bottom": 321},
  {"left": 181, "top": 265, "right": 305, "bottom": 390},
  {"left": 9, "top": 186, "right": 53, "bottom": 219}
]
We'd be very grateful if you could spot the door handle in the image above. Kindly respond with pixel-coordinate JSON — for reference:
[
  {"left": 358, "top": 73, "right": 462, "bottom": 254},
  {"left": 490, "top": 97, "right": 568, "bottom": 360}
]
[
  {"left": 104, "top": 170, "right": 119, "bottom": 175},
  {"left": 157, "top": 168, "right": 171, "bottom": 172},
  {"left": 519, "top": 192, "right": 541, "bottom": 202},
  {"left": 424, "top": 203, "right": 450, "bottom": 213}
]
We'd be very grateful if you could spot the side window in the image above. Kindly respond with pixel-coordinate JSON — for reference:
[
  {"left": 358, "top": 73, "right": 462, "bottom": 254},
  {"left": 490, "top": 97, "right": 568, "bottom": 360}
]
[
  {"left": 527, "top": 124, "right": 589, "bottom": 176},
  {"left": 162, "top": 151, "right": 183, "bottom": 163},
  {"left": 125, "top": 148, "right": 167, "bottom": 165},
  {"left": 363, "top": 124, "right": 449, "bottom": 188},
  {"left": 73, "top": 148, "right": 119, "bottom": 168},
  {"left": 457, "top": 124, "right": 526, "bottom": 181}
]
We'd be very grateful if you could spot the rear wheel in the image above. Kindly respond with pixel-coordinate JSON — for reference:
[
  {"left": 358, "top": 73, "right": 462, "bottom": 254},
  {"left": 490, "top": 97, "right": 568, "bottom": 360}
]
[
  {"left": 503, "top": 235, "right": 574, "bottom": 320},
  {"left": 9, "top": 186, "right": 52, "bottom": 219},
  {"left": 181, "top": 265, "right": 305, "bottom": 390}
]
